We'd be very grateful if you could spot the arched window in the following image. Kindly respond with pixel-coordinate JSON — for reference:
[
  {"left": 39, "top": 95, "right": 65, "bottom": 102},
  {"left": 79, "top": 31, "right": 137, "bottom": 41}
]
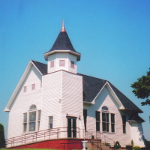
[
  {"left": 102, "top": 106, "right": 109, "bottom": 132},
  {"left": 23, "top": 105, "right": 41, "bottom": 133},
  {"left": 30, "top": 104, "right": 36, "bottom": 110},
  {"left": 29, "top": 105, "right": 37, "bottom": 132},
  {"left": 102, "top": 106, "right": 108, "bottom": 111}
]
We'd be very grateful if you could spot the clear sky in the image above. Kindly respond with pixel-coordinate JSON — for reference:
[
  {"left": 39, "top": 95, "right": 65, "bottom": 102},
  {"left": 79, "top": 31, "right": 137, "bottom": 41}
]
[{"left": 0, "top": 0, "right": 150, "bottom": 141}]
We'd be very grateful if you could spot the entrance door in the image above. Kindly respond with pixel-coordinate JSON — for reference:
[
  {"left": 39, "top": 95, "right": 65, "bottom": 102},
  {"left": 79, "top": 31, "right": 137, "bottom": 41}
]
[{"left": 67, "top": 117, "right": 76, "bottom": 138}]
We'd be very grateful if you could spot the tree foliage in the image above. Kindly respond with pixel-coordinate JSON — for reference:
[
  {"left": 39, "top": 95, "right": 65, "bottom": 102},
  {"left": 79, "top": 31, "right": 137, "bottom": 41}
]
[
  {"left": 131, "top": 68, "right": 150, "bottom": 106},
  {"left": 0, "top": 124, "right": 6, "bottom": 148}
]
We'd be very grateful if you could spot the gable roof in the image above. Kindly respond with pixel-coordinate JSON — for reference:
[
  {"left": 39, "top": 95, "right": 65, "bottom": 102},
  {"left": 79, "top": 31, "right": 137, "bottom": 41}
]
[
  {"left": 77, "top": 73, "right": 143, "bottom": 113},
  {"left": 5, "top": 60, "right": 142, "bottom": 113}
]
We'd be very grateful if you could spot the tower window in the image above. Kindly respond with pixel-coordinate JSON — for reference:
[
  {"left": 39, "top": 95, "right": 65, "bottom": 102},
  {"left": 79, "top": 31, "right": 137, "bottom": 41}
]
[
  {"left": 51, "top": 61, "right": 54, "bottom": 68},
  {"left": 71, "top": 61, "right": 75, "bottom": 68},
  {"left": 59, "top": 60, "right": 65, "bottom": 67}
]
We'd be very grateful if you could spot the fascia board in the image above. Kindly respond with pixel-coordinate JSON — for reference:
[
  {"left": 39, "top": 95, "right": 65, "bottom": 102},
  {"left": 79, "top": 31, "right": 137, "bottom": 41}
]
[
  {"left": 91, "top": 82, "right": 125, "bottom": 109},
  {"left": 106, "top": 82, "right": 125, "bottom": 110},
  {"left": 4, "top": 60, "right": 42, "bottom": 112},
  {"left": 44, "top": 50, "right": 81, "bottom": 61},
  {"left": 31, "top": 61, "right": 43, "bottom": 76},
  {"left": 92, "top": 82, "right": 108, "bottom": 104}
]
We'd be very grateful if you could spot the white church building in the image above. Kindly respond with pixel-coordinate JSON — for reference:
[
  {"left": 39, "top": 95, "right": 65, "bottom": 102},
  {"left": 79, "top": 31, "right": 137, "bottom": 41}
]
[{"left": 4, "top": 21, "right": 145, "bottom": 149}]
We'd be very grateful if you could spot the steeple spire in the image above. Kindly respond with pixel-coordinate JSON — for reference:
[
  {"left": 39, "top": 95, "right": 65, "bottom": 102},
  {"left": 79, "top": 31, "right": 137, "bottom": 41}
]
[{"left": 60, "top": 19, "right": 65, "bottom": 32}]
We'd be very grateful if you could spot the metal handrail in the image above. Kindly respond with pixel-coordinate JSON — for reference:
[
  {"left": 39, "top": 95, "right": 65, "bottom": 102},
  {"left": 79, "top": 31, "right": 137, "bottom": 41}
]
[{"left": 7, "top": 127, "right": 80, "bottom": 147}]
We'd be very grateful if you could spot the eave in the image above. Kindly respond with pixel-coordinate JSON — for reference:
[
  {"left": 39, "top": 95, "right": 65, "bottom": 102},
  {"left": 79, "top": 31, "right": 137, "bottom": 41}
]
[{"left": 44, "top": 50, "right": 81, "bottom": 61}]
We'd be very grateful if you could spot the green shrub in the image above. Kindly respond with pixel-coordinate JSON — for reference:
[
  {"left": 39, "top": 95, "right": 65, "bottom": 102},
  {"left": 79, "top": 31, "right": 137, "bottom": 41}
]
[
  {"left": 131, "top": 139, "right": 134, "bottom": 147},
  {"left": 114, "top": 141, "right": 121, "bottom": 149},
  {"left": 126, "top": 145, "right": 133, "bottom": 150},
  {"left": 133, "top": 146, "right": 141, "bottom": 150},
  {"left": 0, "top": 124, "right": 6, "bottom": 148}
]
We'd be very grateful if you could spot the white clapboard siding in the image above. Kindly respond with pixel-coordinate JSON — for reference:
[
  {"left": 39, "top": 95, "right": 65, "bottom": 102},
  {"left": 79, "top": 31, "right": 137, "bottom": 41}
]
[
  {"left": 40, "top": 70, "right": 84, "bottom": 138},
  {"left": 40, "top": 71, "right": 62, "bottom": 131},
  {"left": 8, "top": 66, "right": 42, "bottom": 139},
  {"left": 61, "top": 71, "right": 84, "bottom": 138},
  {"left": 84, "top": 86, "right": 131, "bottom": 147}
]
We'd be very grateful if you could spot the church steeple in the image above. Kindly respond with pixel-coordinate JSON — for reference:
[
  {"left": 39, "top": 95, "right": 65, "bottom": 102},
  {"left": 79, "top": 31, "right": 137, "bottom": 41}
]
[
  {"left": 44, "top": 21, "right": 81, "bottom": 74},
  {"left": 60, "top": 19, "right": 65, "bottom": 32}
]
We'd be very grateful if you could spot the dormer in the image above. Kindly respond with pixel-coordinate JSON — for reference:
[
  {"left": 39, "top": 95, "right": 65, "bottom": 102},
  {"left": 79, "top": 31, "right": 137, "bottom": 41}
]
[{"left": 44, "top": 20, "right": 81, "bottom": 74}]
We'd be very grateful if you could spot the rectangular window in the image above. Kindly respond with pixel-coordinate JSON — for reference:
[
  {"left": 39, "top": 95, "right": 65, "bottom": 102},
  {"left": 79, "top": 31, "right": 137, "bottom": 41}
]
[
  {"left": 51, "top": 61, "right": 54, "bottom": 68},
  {"left": 23, "top": 113, "right": 27, "bottom": 132},
  {"left": 111, "top": 114, "right": 115, "bottom": 133},
  {"left": 59, "top": 60, "right": 65, "bottom": 67},
  {"left": 38, "top": 110, "right": 41, "bottom": 131},
  {"left": 29, "top": 111, "right": 36, "bottom": 132},
  {"left": 32, "top": 84, "right": 35, "bottom": 90},
  {"left": 102, "top": 113, "right": 109, "bottom": 132},
  {"left": 24, "top": 86, "right": 27, "bottom": 92},
  {"left": 83, "top": 109, "right": 87, "bottom": 131},
  {"left": 122, "top": 115, "right": 126, "bottom": 133},
  {"left": 71, "top": 61, "right": 75, "bottom": 69},
  {"left": 96, "top": 111, "right": 100, "bottom": 131},
  {"left": 49, "top": 116, "right": 53, "bottom": 129}
]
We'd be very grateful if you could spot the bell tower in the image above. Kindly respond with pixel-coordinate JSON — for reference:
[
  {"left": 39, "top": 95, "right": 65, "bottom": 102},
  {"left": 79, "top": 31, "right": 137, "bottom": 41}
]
[{"left": 44, "top": 20, "right": 81, "bottom": 74}]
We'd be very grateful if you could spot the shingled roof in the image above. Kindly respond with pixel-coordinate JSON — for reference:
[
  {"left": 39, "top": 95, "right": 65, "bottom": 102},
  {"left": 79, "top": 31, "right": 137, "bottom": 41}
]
[
  {"left": 49, "top": 31, "right": 77, "bottom": 52},
  {"left": 32, "top": 61, "right": 143, "bottom": 113},
  {"left": 44, "top": 20, "right": 80, "bottom": 61}
]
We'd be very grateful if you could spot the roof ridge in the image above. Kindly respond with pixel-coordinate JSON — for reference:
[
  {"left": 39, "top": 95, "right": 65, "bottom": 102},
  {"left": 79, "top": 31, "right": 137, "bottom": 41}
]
[{"left": 77, "top": 73, "right": 107, "bottom": 81}]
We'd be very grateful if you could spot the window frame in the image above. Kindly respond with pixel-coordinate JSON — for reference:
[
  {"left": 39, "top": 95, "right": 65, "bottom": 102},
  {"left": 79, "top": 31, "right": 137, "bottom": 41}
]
[
  {"left": 83, "top": 109, "right": 87, "bottom": 131},
  {"left": 49, "top": 116, "right": 53, "bottom": 129},
  {"left": 111, "top": 113, "right": 115, "bottom": 133},
  {"left": 59, "top": 60, "right": 65, "bottom": 67},
  {"left": 32, "top": 84, "right": 35, "bottom": 90},
  {"left": 51, "top": 61, "right": 54, "bottom": 68},
  {"left": 23, "top": 113, "right": 27, "bottom": 133},
  {"left": 71, "top": 61, "right": 75, "bottom": 69},
  {"left": 122, "top": 115, "right": 126, "bottom": 133}
]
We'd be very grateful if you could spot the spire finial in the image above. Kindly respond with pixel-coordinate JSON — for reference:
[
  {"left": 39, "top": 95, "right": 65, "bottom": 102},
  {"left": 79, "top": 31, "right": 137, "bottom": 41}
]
[{"left": 60, "top": 19, "right": 65, "bottom": 32}]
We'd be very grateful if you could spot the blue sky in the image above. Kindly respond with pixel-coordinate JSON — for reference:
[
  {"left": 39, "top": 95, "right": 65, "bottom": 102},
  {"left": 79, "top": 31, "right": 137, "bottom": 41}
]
[{"left": 0, "top": 0, "right": 150, "bottom": 141}]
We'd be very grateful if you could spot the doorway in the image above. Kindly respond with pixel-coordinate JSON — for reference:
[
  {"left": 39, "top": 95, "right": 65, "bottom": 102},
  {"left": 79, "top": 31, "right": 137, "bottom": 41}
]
[{"left": 67, "top": 117, "right": 76, "bottom": 138}]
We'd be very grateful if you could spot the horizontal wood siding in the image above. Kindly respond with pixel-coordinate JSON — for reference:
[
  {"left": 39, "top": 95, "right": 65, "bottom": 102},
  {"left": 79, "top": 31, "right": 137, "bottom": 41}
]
[
  {"left": 62, "top": 71, "right": 84, "bottom": 137},
  {"left": 8, "top": 66, "right": 42, "bottom": 139},
  {"left": 40, "top": 71, "right": 62, "bottom": 131}
]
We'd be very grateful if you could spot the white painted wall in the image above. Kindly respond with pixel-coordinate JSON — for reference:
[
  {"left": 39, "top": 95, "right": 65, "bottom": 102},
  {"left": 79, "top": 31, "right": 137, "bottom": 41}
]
[
  {"left": 83, "top": 86, "right": 131, "bottom": 147},
  {"left": 8, "top": 66, "right": 42, "bottom": 139},
  {"left": 130, "top": 122, "right": 145, "bottom": 147},
  {"left": 40, "top": 70, "right": 84, "bottom": 138},
  {"left": 47, "top": 53, "right": 77, "bottom": 74},
  {"left": 61, "top": 71, "right": 84, "bottom": 138}
]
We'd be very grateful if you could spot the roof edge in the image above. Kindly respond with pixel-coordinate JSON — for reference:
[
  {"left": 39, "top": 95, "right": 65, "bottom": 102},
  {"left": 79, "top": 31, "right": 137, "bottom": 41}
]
[{"left": 44, "top": 50, "right": 81, "bottom": 61}]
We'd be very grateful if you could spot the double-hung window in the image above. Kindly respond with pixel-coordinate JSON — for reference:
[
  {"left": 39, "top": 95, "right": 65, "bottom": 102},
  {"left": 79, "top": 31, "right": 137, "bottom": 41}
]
[
  {"left": 38, "top": 110, "right": 41, "bottom": 131},
  {"left": 49, "top": 116, "right": 53, "bottom": 129},
  {"left": 122, "top": 115, "right": 126, "bottom": 133},
  {"left": 23, "top": 113, "right": 27, "bottom": 132},
  {"left": 96, "top": 111, "right": 100, "bottom": 131},
  {"left": 111, "top": 114, "right": 115, "bottom": 132}
]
